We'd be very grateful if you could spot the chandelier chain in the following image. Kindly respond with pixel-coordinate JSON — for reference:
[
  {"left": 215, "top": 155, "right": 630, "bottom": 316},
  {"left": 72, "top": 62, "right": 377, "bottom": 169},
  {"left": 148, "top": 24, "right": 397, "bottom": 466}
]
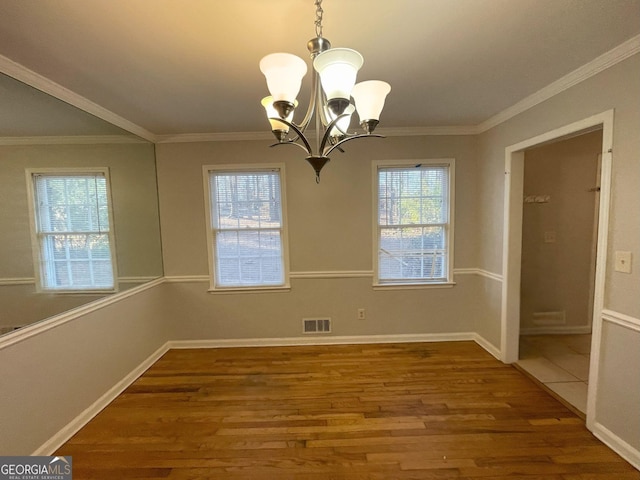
[{"left": 314, "top": 0, "right": 323, "bottom": 37}]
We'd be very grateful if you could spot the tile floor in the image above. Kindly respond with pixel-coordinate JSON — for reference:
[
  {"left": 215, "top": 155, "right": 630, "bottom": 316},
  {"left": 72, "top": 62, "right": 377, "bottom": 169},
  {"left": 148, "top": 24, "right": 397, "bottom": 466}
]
[{"left": 517, "top": 334, "right": 592, "bottom": 413}]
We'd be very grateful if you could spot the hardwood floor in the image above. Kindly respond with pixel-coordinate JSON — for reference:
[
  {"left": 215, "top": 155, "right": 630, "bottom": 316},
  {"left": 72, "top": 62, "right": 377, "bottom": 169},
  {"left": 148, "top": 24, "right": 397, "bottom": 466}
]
[{"left": 56, "top": 341, "right": 639, "bottom": 479}]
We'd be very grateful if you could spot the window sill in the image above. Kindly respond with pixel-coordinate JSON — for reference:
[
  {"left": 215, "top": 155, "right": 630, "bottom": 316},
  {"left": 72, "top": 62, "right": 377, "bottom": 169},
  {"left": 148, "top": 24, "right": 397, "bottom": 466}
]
[
  {"left": 373, "top": 281, "right": 456, "bottom": 291},
  {"left": 207, "top": 285, "right": 291, "bottom": 295}
]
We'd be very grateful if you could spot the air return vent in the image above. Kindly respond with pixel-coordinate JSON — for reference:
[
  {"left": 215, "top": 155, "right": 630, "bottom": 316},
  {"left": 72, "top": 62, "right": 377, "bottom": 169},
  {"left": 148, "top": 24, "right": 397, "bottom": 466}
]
[{"left": 303, "top": 318, "right": 331, "bottom": 334}]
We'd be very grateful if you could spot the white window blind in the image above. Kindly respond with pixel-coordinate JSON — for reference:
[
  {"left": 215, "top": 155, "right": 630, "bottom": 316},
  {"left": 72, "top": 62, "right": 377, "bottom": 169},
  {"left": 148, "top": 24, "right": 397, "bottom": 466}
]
[
  {"left": 32, "top": 172, "right": 115, "bottom": 290},
  {"left": 208, "top": 169, "right": 286, "bottom": 288},
  {"left": 376, "top": 163, "right": 452, "bottom": 284}
]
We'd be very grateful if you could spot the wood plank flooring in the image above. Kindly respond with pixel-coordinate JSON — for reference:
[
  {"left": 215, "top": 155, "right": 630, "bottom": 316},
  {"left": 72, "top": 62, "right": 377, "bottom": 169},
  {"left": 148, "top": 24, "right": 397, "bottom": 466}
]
[{"left": 56, "top": 341, "right": 639, "bottom": 479}]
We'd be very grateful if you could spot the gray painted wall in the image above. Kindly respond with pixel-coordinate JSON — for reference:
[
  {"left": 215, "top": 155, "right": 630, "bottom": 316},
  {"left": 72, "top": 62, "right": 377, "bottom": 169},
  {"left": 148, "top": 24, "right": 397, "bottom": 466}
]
[
  {"left": 476, "top": 53, "right": 640, "bottom": 451},
  {"left": 0, "top": 282, "right": 171, "bottom": 455},
  {"left": 156, "top": 135, "right": 482, "bottom": 341}
]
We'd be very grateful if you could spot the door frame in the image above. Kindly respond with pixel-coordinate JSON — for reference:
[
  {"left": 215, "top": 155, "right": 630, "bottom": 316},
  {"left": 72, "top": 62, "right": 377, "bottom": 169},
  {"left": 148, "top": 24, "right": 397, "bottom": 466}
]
[{"left": 500, "top": 109, "right": 614, "bottom": 429}]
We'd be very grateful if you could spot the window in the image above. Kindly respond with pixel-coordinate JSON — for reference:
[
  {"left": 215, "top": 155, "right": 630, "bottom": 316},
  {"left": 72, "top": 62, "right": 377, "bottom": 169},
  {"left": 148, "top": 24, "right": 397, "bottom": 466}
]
[
  {"left": 28, "top": 169, "right": 117, "bottom": 292},
  {"left": 374, "top": 159, "right": 455, "bottom": 286},
  {"left": 204, "top": 165, "right": 289, "bottom": 291}
]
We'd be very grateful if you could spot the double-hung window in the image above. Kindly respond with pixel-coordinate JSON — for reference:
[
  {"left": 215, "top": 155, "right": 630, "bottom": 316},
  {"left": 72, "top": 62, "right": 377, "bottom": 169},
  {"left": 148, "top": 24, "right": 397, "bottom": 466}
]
[
  {"left": 28, "top": 168, "right": 117, "bottom": 292},
  {"left": 374, "top": 159, "right": 455, "bottom": 286},
  {"left": 204, "top": 165, "right": 289, "bottom": 291}
]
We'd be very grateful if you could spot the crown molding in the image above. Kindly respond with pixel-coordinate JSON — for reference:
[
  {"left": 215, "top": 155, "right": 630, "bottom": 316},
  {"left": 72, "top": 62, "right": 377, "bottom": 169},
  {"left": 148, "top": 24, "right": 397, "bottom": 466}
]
[
  {"left": 0, "top": 54, "right": 157, "bottom": 143},
  {"left": 0, "top": 134, "right": 147, "bottom": 146},
  {"left": 478, "top": 34, "right": 640, "bottom": 133},
  {"left": 377, "top": 125, "right": 479, "bottom": 136}
]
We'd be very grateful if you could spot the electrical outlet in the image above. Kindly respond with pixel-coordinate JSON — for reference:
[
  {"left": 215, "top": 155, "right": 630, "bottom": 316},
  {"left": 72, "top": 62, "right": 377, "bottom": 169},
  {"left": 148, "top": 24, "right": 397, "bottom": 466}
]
[
  {"left": 614, "top": 251, "right": 632, "bottom": 273},
  {"left": 357, "top": 308, "right": 366, "bottom": 320}
]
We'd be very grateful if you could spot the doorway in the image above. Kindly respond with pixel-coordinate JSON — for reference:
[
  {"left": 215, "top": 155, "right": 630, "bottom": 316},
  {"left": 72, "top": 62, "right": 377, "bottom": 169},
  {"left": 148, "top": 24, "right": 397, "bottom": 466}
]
[
  {"left": 517, "top": 130, "right": 602, "bottom": 415},
  {"left": 500, "top": 110, "right": 614, "bottom": 430}
]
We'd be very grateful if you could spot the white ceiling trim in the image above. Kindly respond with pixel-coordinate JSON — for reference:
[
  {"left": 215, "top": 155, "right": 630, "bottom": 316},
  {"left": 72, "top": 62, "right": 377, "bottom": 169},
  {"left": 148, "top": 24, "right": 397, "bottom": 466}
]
[
  {"left": 477, "top": 33, "right": 640, "bottom": 133},
  {"left": 0, "top": 135, "right": 147, "bottom": 146},
  {"left": 379, "top": 126, "right": 478, "bottom": 136},
  {"left": 0, "top": 53, "right": 157, "bottom": 143}
]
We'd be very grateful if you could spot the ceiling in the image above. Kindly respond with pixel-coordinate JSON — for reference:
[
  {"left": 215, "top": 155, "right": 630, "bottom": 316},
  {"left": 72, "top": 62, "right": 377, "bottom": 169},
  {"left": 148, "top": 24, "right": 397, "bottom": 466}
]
[{"left": 0, "top": 0, "right": 639, "bottom": 140}]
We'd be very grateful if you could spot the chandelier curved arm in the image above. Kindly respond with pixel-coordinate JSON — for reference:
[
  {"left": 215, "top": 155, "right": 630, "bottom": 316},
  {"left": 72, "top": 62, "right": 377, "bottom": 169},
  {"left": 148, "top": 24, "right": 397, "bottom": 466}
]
[
  {"left": 268, "top": 117, "right": 313, "bottom": 155},
  {"left": 324, "top": 133, "right": 385, "bottom": 157},
  {"left": 269, "top": 139, "right": 312, "bottom": 155},
  {"left": 319, "top": 113, "right": 349, "bottom": 153}
]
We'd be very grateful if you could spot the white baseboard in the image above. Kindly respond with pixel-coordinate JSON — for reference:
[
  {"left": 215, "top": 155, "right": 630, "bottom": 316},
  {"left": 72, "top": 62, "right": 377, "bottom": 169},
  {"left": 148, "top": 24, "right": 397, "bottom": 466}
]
[
  {"left": 167, "top": 332, "right": 478, "bottom": 350},
  {"left": 520, "top": 325, "right": 592, "bottom": 335},
  {"left": 592, "top": 422, "right": 640, "bottom": 471},
  {"left": 472, "top": 333, "right": 501, "bottom": 360},
  {"left": 32, "top": 342, "right": 170, "bottom": 455}
]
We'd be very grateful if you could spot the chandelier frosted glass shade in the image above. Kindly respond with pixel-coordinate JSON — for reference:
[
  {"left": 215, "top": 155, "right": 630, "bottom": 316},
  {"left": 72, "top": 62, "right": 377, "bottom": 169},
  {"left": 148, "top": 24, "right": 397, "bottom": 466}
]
[
  {"left": 313, "top": 48, "right": 363, "bottom": 115},
  {"left": 351, "top": 80, "right": 391, "bottom": 133},
  {"left": 259, "top": 53, "right": 308, "bottom": 113}
]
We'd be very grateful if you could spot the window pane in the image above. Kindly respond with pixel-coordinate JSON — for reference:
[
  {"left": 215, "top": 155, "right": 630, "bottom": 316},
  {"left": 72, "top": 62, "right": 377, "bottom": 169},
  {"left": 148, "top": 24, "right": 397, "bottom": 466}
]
[
  {"left": 216, "top": 230, "right": 239, "bottom": 257},
  {"left": 33, "top": 173, "right": 114, "bottom": 290},
  {"left": 215, "top": 230, "right": 283, "bottom": 286},
  {"left": 217, "top": 258, "right": 240, "bottom": 285},
  {"left": 421, "top": 197, "right": 444, "bottom": 224},
  {"left": 377, "top": 164, "right": 450, "bottom": 283},
  {"left": 212, "top": 173, "right": 282, "bottom": 230},
  {"left": 51, "top": 260, "right": 70, "bottom": 287},
  {"left": 210, "top": 170, "right": 285, "bottom": 288}
]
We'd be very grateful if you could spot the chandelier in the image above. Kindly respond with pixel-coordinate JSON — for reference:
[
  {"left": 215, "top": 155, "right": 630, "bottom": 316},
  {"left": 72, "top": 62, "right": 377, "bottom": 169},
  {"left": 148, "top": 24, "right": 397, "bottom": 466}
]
[{"left": 259, "top": 0, "right": 391, "bottom": 182}]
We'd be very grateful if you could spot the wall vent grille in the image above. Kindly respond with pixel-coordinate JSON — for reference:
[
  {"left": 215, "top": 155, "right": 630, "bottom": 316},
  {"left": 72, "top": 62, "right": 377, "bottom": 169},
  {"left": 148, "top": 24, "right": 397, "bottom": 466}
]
[{"left": 303, "top": 318, "right": 331, "bottom": 334}]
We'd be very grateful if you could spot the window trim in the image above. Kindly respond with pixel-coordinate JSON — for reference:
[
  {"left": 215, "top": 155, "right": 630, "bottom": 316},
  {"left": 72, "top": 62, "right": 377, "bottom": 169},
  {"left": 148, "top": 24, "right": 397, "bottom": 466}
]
[
  {"left": 372, "top": 159, "right": 456, "bottom": 288},
  {"left": 202, "top": 163, "right": 291, "bottom": 293},
  {"left": 25, "top": 167, "right": 119, "bottom": 294}
]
